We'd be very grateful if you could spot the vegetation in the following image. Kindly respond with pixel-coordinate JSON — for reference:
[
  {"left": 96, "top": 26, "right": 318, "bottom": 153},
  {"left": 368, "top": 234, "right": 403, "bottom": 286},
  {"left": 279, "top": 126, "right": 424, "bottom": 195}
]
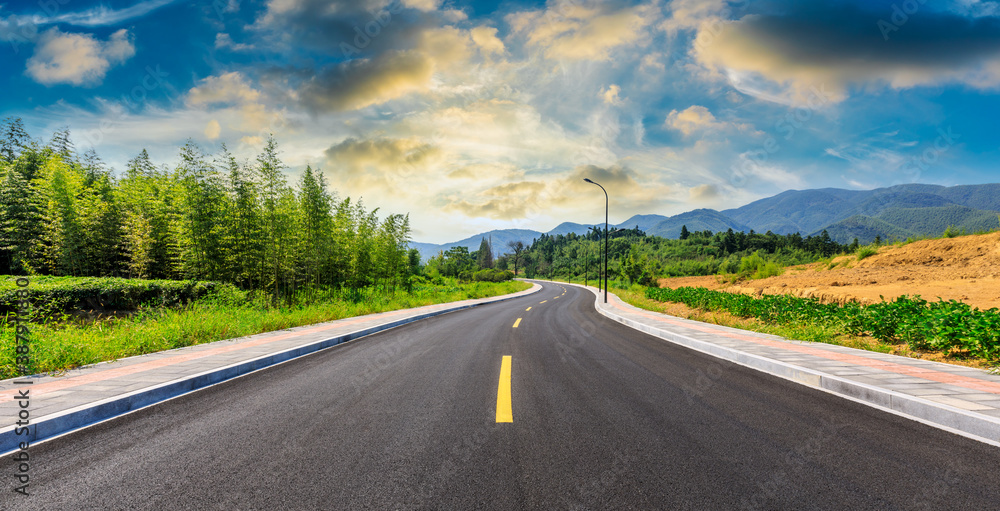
[
  {"left": 856, "top": 245, "right": 878, "bottom": 261},
  {"left": 0, "top": 119, "right": 413, "bottom": 302},
  {"left": 0, "top": 275, "right": 228, "bottom": 316},
  {"left": 0, "top": 119, "right": 529, "bottom": 377},
  {"left": 646, "top": 286, "right": 1000, "bottom": 362},
  {"left": 0, "top": 279, "right": 530, "bottom": 379},
  {"left": 488, "top": 226, "right": 846, "bottom": 285}
]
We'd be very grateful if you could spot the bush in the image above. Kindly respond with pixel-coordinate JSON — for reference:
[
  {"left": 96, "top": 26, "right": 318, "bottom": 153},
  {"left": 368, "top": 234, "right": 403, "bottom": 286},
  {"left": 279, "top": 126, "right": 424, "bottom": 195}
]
[
  {"left": 856, "top": 245, "right": 878, "bottom": 261},
  {"left": 735, "top": 251, "right": 784, "bottom": 280},
  {"left": 471, "top": 269, "right": 514, "bottom": 283},
  {"left": 0, "top": 276, "right": 232, "bottom": 317},
  {"left": 644, "top": 286, "right": 1000, "bottom": 361}
]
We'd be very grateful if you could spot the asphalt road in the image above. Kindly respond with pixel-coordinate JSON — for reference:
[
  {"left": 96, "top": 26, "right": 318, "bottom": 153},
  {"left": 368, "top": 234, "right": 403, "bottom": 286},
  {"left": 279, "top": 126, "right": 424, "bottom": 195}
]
[{"left": 4, "top": 280, "right": 1000, "bottom": 510}]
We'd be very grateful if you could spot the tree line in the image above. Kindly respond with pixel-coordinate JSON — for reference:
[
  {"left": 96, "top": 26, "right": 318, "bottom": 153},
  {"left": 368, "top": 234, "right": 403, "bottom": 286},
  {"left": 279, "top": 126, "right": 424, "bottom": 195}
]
[
  {"left": 0, "top": 118, "right": 414, "bottom": 300},
  {"left": 424, "top": 225, "right": 852, "bottom": 286}
]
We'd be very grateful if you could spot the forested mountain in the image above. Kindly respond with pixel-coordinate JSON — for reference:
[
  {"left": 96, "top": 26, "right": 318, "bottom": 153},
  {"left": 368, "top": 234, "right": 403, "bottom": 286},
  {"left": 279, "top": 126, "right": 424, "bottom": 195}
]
[
  {"left": 0, "top": 118, "right": 413, "bottom": 299},
  {"left": 647, "top": 209, "right": 751, "bottom": 238},
  {"left": 723, "top": 184, "right": 1000, "bottom": 242},
  {"left": 415, "top": 183, "right": 1000, "bottom": 255}
]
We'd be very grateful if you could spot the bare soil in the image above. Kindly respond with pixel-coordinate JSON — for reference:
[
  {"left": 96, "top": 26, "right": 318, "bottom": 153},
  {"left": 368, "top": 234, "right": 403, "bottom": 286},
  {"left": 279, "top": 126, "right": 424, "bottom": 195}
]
[{"left": 658, "top": 232, "right": 1000, "bottom": 311}]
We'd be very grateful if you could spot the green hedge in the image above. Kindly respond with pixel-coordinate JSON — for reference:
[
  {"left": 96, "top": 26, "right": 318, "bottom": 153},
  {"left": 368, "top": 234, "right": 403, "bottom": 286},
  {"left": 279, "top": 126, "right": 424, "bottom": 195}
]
[
  {"left": 645, "top": 286, "right": 1000, "bottom": 360},
  {"left": 458, "top": 269, "right": 514, "bottom": 283},
  {"left": 0, "top": 276, "right": 231, "bottom": 316}
]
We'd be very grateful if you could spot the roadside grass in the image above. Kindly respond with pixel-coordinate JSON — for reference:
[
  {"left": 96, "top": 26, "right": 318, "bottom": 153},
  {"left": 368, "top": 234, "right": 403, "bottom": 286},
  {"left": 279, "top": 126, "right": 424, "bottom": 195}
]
[
  {"left": 609, "top": 284, "right": 997, "bottom": 369},
  {"left": 0, "top": 280, "right": 530, "bottom": 380},
  {"left": 543, "top": 276, "right": 995, "bottom": 371}
]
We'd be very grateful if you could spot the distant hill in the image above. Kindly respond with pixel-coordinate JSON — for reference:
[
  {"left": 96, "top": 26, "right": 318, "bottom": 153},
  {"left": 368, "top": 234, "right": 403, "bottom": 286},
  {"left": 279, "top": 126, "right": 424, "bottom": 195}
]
[
  {"left": 410, "top": 229, "right": 544, "bottom": 261},
  {"left": 722, "top": 189, "right": 859, "bottom": 235},
  {"left": 410, "top": 183, "right": 1000, "bottom": 259},
  {"left": 818, "top": 204, "right": 1000, "bottom": 243},
  {"left": 615, "top": 214, "right": 669, "bottom": 234},
  {"left": 648, "top": 209, "right": 752, "bottom": 238},
  {"left": 546, "top": 222, "right": 591, "bottom": 236},
  {"left": 814, "top": 215, "right": 918, "bottom": 244}
]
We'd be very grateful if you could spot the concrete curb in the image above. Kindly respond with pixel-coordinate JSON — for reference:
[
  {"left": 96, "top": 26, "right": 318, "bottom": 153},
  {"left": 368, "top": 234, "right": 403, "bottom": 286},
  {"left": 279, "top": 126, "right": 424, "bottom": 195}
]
[
  {"left": 1, "top": 283, "right": 541, "bottom": 453},
  {"left": 551, "top": 280, "right": 1000, "bottom": 446}
]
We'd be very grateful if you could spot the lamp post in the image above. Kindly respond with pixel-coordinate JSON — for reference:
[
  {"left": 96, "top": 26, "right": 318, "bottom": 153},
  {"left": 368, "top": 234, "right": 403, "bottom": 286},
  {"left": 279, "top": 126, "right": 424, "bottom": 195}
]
[{"left": 584, "top": 178, "right": 608, "bottom": 303}]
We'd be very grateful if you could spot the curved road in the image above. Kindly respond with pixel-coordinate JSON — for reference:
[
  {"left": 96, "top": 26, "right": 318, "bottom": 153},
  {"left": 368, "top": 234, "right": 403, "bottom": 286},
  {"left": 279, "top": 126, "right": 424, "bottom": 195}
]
[{"left": 4, "top": 281, "right": 1000, "bottom": 509}]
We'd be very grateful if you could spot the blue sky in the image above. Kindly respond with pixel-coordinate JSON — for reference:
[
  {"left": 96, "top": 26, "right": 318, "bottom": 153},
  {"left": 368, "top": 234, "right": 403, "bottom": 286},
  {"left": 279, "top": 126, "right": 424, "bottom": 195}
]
[{"left": 2, "top": 0, "right": 1000, "bottom": 243}]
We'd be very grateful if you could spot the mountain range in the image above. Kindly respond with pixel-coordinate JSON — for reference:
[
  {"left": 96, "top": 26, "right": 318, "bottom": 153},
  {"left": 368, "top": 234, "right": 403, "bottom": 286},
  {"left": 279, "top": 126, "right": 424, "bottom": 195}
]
[{"left": 410, "top": 183, "right": 1000, "bottom": 260}]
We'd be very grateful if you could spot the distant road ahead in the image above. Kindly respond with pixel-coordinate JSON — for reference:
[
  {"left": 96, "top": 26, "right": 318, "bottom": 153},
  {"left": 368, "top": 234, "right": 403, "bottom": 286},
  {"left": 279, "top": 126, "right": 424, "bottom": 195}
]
[{"left": 5, "top": 281, "right": 1000, "bottom": 509}]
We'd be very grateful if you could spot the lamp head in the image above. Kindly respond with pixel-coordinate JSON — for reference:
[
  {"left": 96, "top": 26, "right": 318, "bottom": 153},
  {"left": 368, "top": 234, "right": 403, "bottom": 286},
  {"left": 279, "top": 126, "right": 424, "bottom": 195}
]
[{"left": 583, "top": 178, "right": 594, "bottom": 184}]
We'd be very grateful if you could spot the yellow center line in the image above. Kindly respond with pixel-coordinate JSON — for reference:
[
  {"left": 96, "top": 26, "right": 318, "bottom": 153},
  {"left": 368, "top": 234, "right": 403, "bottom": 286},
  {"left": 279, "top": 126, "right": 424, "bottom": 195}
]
[
  {"left": 525, "top": 307, "right": 532, "bottom": 311},
  {"left": 496, "top": 356, "right": 513, "bottom": 423},
  {"left": 540, "top": 300, "right": 547, "bottom": 304},
  {"left": 513, "top": 318, "right": 521, "bottom": 328}
]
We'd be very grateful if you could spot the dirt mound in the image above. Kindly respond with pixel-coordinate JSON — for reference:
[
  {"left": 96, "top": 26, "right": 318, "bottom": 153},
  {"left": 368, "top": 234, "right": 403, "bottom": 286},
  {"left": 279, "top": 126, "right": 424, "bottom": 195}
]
[{"left": 658, "top": 232, "right": 1000, "bottom": 310}]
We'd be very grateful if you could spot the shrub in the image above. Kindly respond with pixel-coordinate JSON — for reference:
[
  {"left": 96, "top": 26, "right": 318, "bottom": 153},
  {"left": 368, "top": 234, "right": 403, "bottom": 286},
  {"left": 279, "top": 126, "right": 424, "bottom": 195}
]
[
  {"left": 472, "top": 269, "right": 514, "bottom": 282},
  {"left": 856, "top": 245, "right": 878, "bottom": 261}
]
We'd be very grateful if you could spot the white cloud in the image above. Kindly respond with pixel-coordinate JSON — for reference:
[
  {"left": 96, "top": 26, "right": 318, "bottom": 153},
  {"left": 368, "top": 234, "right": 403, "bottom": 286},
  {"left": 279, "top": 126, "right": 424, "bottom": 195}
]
[
  {"left": 186, "top": 72, "right": 261, "bottom": 106},
  {"left": 601, "top": 84, "right": 622, "bottom": 105},
  {"left": 403, "top": 0, "right": 442, "bottom": 12},
  {"left": 689, "top": 183, "right": 720, "bottom": 200},
  {"left": 185, "top": 72, "right": 282, "bottom": 135},
  {"left": 215, "top": 33, "right": 254, "bottom": 51},
  {"left": 32, "top": 0, "right": 180, "bottom": 27},
  {"left": 508, "top": 2, "right": 658, "bottom": 60},
  {"left": 665, "top": 105, "right": 759, "bottom": 136},
  {"left": 205, "top": 120, "right": 221, "bottom": 140},
  {"left": 25, "top": 28, "right": 135, "bottom": 86},
  {"left": 471, "top": 26, "right": 505, "bottom": 56}
]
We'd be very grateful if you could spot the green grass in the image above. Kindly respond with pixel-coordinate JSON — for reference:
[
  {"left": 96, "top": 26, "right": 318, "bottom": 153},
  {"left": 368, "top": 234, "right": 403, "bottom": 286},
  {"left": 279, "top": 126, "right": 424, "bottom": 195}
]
[
  {"left": 604, "top": 284, "right": 941, "bottom": 363},
  {"left": 0, "top": 280, "right": 530, "bottom": 379},
  {"left": 856, "top": 245, "right": 878, "bottom": 261},
  {"left": 643, "top": 286, "right": 1000, "bottom": 363}
]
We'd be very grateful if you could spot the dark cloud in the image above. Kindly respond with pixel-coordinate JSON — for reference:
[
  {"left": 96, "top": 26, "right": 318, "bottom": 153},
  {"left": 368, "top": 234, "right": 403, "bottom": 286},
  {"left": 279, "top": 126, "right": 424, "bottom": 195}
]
[
  {"left": 254, "top": 0, "right": 432, "bottom": 58},
  {"left": 300, "top": 50, "right": 434, "bottom": 112},
  {"left": 695, "top": 1, "right": 1000, "bottom": 98}
]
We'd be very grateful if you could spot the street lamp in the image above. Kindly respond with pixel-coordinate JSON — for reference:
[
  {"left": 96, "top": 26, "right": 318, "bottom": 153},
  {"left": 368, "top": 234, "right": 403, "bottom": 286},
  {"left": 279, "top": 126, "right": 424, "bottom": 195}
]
[{"left": 584, "top": 178, "right": 608, "bottom": 303}]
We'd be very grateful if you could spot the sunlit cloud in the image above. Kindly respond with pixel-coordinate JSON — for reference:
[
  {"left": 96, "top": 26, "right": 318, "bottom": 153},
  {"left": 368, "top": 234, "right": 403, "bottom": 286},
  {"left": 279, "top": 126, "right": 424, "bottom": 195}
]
[{"left": 26, "top": 28, "right": 135, "bottom": 86}]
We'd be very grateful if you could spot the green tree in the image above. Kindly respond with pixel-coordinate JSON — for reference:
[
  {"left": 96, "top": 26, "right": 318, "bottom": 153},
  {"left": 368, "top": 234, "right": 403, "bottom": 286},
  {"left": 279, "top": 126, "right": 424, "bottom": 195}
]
[{"left": 476, "top": 237, "right": 494, "bottom": 269}]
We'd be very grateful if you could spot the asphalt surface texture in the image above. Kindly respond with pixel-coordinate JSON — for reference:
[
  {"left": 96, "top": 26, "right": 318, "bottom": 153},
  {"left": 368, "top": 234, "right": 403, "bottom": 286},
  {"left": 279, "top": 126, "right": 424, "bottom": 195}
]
[{"left": 4, "top": 280, "right": 1000, "bottom": 510}]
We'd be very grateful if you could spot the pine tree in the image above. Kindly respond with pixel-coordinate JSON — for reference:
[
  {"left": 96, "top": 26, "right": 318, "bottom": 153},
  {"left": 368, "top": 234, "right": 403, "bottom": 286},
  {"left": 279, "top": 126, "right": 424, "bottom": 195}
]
[{"left": 477, "top": 237, "right": 493, "bottom": 269}]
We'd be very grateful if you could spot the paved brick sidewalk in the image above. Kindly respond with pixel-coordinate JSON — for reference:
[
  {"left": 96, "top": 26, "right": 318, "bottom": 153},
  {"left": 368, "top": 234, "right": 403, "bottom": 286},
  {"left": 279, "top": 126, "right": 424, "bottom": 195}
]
[
  {"left": 577, "top": 282, "right": 1000, "bottom": 446},
  {"left": 0, "top": 283, "right": 541, "bottom": 452}
]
